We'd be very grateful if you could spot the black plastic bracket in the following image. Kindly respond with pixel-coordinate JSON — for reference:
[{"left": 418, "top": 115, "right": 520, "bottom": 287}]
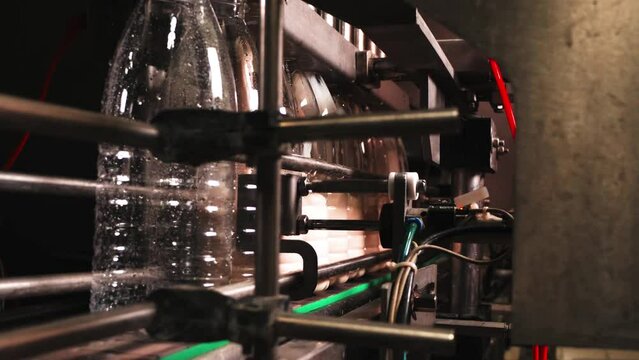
[
  {"left": 280, "top": 239, "right": 318, "bottom": 300},
  {"left": 230, "top": 295, "right": 288, "bottom": 356},
  {"left": 147, "top": 286, "right": 235, "bottom": 342}
]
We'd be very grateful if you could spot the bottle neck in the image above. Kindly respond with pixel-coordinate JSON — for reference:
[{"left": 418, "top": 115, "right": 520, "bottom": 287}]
[{"left": 210, "top": 0, "right": 247, "bottom": 19}]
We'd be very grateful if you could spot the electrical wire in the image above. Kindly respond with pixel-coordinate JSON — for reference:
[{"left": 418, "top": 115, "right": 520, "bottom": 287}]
[
  {"left": 388, "top": 224, "right": 512, "bottom": 325},
  {"left": 415, "top": 244, "right": 510, "bottom": 265},
  {"left": 2, "top": 16, "right": 83, "bottom": 170}
]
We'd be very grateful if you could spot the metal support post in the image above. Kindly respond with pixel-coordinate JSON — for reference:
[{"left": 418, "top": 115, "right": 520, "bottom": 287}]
[
  {"left": 255, "top": 0, "right": 285, "bottom": 358},
  {"left": 450, "top": 169, "right": 484, "bottom": 318}
]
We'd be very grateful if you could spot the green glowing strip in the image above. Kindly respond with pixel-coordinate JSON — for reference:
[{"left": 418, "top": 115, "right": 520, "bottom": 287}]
[
  {"left": 293, "top": 273, "right": 391, "bottom": 314},
  {"left": 162, "top": 341, "right": 230, "bottom": 360},
  {"left": 160, "top": 274, "right": 391, "bottom": 360}
]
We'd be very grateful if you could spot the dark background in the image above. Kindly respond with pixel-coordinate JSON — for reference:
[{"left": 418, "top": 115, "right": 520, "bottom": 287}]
[{"left": 0, "top": 1, "right": 137, "bottom": 323}]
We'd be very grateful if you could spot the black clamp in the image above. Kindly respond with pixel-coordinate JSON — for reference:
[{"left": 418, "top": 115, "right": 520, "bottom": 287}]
[
  {"left": 152, "top": 109, "right": 275, "bottom": 166},
  {"left": 230, "top": 295, "right": 288, "bottom": 356},
  {"left": 147, "top": 286, "right": 234, "bottom": 342},
  {"left": 146, "top": 286, "right": 287, "bottom": 356}
]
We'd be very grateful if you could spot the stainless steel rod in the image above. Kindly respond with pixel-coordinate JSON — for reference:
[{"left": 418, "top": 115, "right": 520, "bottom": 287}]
[
  {"left": 0, "top": 251, "right": 390, "bottom": 300},
  {"left": 0, "top": 172, "right": 98, "bottom": 197},
  {"left": 0, "top": 160, "right": 378, "bottom": 201},
  {"left": 0, "top": 270, "right": 156, "bottom": 300},
  {"left": 254, "top": 154, "right": 282, "bottom": 299},
  {"left": 275, "top": 312, "right": 455, "bottom": 353},
  {"left": 0, "top": 303, "right": 156, "bottom": 359},
  {"left": 278, "top": 108, "right": 460, "bottom": 142},
  {"left": 0, "top": 94, "right": 160, "bottom": 149},
  {"left": 0, "top": 172, "right": 193, "bottom": 199},
  {"left": 306, "top": 219, "right": 380, "bottom": 231},
  {"left": 0, "top": 273, "right": 93, "bottom": 299},
  {"left": 306, "top": 179, "right": 388, "bottom": 193},
  {"left": 0, "top": 253, "right": 392, "bottom": 356},
  {"left": 281, "top": 154, "right": 383, "bottom": 179},
  {"left": 256, "top": 0, "right": 285, "bottom": 356}
]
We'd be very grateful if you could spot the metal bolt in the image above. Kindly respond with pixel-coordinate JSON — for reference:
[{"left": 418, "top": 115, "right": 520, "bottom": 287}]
[{"left": 497, "top": 146, "right": 509, "bottom": 156}]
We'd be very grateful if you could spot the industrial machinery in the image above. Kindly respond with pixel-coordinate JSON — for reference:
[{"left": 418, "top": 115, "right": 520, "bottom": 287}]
[{"left": 0, "top": 0, "right": 636, "bottom": 359}]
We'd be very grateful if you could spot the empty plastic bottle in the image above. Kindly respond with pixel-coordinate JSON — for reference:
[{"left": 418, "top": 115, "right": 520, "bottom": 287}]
[{"left": 92, "top": 0, "right": 237, "bottom": 312}]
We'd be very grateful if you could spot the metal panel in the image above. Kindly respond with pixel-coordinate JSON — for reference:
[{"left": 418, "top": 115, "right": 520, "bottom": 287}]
[{"left": 410, "top": 0, "right": 639, "bottom": 349}]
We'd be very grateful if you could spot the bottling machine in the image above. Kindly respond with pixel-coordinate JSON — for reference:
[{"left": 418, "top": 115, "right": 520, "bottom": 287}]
[{"left": 0, "top": 0, "right": 637, "bottom": 359}]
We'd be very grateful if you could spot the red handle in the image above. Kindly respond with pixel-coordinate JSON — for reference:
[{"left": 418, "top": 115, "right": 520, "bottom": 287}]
[{"left": 489, "top": 58, "right": 517, "bottom": 139}]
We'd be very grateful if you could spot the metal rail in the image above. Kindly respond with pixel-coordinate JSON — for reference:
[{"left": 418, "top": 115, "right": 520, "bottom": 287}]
[
  {"left": 275, "top": 312, "right": 454, "bottom": 353},
  {"left": 306, "top": 219, "right": 380, "bottom": 232},
  {"left": 0, "top": 94, "right": 458, "bottom": 153},
  {"left": 306, "top": 179, "right": 389, "bottom": 193},
  {"left": 0, "top": 273, "right": 93, "bottom": 300},
  {"left": 0, "top": 295, "right": 454, "bottom": 359},
  {"left": 0, "top": 94, "right": 159, "bottom": 149},
  {"left": 281, "top": 154, "right": 383, "bottom": 179},
  {"left": 278, "top": 109, "right": 459, "bottom": 142},
  {"left": 0, "top": 251, "right": 391, "bottom": 300},
  {"left": 0, "top": 160, "right": 382, "bottom": 199},
  {"left": 0, "top": 303, "right": 157, "bottom": 359}
]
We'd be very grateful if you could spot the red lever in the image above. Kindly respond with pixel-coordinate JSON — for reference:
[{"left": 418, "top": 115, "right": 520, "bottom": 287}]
[{"left": 489, "top": 58, "right": 517, "bottom": 139}]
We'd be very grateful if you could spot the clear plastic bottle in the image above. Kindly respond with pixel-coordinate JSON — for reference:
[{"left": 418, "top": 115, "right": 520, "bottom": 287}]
[
  {"left": 92, "top": 0, "right": 237, "bottom": 312},
  {"left": 212, "top": 0, "right": 259, "bottom": 113}
]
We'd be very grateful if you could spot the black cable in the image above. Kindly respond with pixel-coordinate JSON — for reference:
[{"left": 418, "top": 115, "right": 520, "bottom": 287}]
[{"left": 421, "top": 224, "right": 512, "bottom": 246}]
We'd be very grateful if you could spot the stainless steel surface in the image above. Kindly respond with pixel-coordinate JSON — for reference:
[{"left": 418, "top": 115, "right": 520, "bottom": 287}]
[
  {"left": 0, "top": 273, "right": 92, "bottom": 299},
  {"left": 0, "top": 303, "right": 156, "bottom": 359},
  {"left": 0, "top": 94, "right": 159, "bottom": 149},
  {"left": 0, "top": 251, "right": 390, "bottom": 301},
  {"left": 283, "top": 0, "right": 356, "bottom": 81},
  {"left": 366, "top": 10, "right": 454, "bottom": 76},
  {"left": 412, "top": 0, "right": 639, "bottom": 349},
  {"left": 0, "top": 270, "right": 153, "bottom": 300},
  {"left": 306, "top": 179, "right": 388, "bottom": 193},
  {"left": 256, "top": 3, "right": 283, "bottom": 358},
  {"left": 413, "top": 265, "right": 438, "bottom": 327},
  {"left": 254, "top": 154, "right": 282, "bottom": 299},
  {"left": 301, "top": 1, "right": 461, "bottom": 102},
  {"left": 434, "top": 319, "right": 510, "bottom": 337},
  {"left": 317, "top": 251, "right": 391, "bottom": 279},
  {"left": 0, "top": 162, "right": 378, "bottom": 202},
  {"left": 282, "top": 0, "right": 412, "bottom": 110},
  {"left": 275, "top": 312, "right": 455, "bottom": 353},
  {"left": 258, "top": 0, "right": 283, "bottom": 115},
  {"left": 306, "top": 219, "right": 380, "bottom": 232},
  {"left": 281, "top": 154, "right": 382, "bottom": 179},
  {"left": 277, "top": 340, "right": 345, "bottom": 360},
  {"left": 0, "top": 172, "right": 98, "bottom": 197},
  {"left": 451, "top": 170, "right": 484, "bottom": 318},
  {"left": 278, "top": 108, "right": 460, "bottom": 142},
  {"left": 0, "top": 171, "right": 190, "bottom": 199}
]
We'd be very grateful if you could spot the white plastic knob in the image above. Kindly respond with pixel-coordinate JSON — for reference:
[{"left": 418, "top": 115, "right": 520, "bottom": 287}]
[{"left": 388, "top": 172, "right": 420, "bottom": 201}]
